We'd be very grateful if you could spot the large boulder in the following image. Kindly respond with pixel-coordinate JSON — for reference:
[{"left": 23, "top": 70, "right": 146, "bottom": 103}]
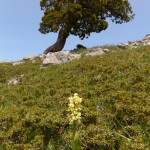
[
  {"left": 43, "top": 51, "right": 70, "bottom": 65},
  {"left": 42, "top": 51, "right": 81, "bottom": 65}
]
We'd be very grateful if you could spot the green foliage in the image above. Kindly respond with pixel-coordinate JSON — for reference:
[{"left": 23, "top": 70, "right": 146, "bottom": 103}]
[
  {"left": 39, "top": 0, "right": 134, "bottom": 39},
  {"left": 0, "top": 46, "right": 150, "bottom": 149}
]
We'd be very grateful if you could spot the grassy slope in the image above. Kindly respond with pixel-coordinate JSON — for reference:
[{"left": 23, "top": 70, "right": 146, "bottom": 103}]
[{"left": 0, "top": 46, "right": 150, "bottom": 149}]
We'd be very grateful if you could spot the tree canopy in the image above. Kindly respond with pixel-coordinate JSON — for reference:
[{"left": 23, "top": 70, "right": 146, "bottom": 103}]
[{"left": 39, "top": 0, "right": 134, "bottom": 53}]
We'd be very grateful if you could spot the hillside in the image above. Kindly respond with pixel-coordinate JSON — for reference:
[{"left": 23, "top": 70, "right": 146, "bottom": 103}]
[{"left": 0, "top": 46, "right": 150, "bottom": 149}]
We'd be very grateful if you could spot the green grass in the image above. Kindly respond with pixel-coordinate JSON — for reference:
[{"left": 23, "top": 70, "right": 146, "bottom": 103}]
[{"left": 0, "top": 46, "right": 150, "bottom": 149}]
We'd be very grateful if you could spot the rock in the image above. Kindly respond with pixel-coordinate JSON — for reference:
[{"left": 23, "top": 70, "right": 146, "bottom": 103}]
[
  {"left": 42, "top": 51, "right": 82, "bottom": 65},
  {"left": 39, "top": 54, "right": 46, "bottom": 60},
  {"left": 7, "top": 75, "right": 24, "bottom": 85},
  {"left": 144, "top": 34, "right": 150, "bottom": 40},
  {"left": 102, "top": 48, "right": 110, "bottom": 53},
  {"left": 117, "top": 34, "right": 150, "bottom": 49},
  {"left": 68, "top": 54, "right": 81, "bottom": 61},
  {"left": 86, "top": 48, "right": 105, "bottom": 56},
  {"left": 4, "top": 33, "right": 150, "bottom": 67},
  {"left": 142, "top": 35, "right": 150, "bottom": 45},
  {"left": 131, "top": 41, "right": 140, "bottom": 46},
  {"left": 43, "top": 53, "right": 62, "bottom": 65},
  {"left": 24, "top": 54, "right": 46, "bottom": 62},
  {"left": 32, "top": 60, "right": 36, "bottom": 63},
  {"left": 13, "top": 61, "right": 24, "bottom": 66},
  {"left": 146, "top": 41, "right": 150, "bottom": 45},
  {"left": 23, "top": 55, "right": 39, "bottom": 60},
  {"left": 117, "top": 43, "right": 129, "bottom": 49},
  {"left": 43, "top": 51, "right": 70, "bottom": 65}
]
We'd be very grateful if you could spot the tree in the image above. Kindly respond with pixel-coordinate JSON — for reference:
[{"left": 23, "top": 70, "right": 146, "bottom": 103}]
[{"left": 39, "top": 0, "right": 134, "bottom": 54}]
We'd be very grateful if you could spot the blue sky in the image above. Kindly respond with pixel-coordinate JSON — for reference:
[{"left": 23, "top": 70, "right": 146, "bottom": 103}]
[{"left": 0, "top": 0, "right": 150, "bottom": 61}]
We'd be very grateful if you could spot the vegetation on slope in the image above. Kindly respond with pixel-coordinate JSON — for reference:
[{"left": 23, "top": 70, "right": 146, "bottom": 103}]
[{"left": 0, "top": 46, "right": 150, "bottom": 149}]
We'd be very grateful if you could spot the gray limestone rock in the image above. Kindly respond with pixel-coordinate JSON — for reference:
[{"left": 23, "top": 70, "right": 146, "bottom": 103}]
[
  {"left": 7, "top": 75, "right": 24, "bottom": 85},
  {"left": 43, "top": 51, "right": 70, "bottom": 65}
]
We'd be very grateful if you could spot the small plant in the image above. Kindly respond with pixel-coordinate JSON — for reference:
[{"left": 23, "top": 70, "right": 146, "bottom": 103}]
[{"left": 68, "top": 93, "right": 82, "bottom": 150}]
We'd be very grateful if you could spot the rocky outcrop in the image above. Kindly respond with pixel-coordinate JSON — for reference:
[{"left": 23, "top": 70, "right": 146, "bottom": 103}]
[
  {"left": 42, "top": 51, "right": 81, "bottom": 65},
  {"left": 43, "top": 51, "right": 69, "bottom": 65},
  {"left": 118, "top": 34, "right": 150, "bottom": 49},
  {"left": 3, "top": 33, "right": 150, "bottom": 86},
  {"left": 0, "top": 48, "right": 112, "bottom": 66},
  {"left": 1, "top": 33, "right": 150, "bottom": 66},
  {"left": 21, "top": 48, "right": 110, "bottom": 65}
]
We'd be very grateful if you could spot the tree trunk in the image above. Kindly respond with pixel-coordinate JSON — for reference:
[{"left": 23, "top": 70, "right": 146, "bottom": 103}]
[{"left": 44, "top": 26, "right": 69, "bottom": 54}]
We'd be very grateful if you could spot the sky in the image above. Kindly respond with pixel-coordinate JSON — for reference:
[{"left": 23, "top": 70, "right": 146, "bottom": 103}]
[{"left": 0, "top": 0, "right": 150, "bottom": 61}]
